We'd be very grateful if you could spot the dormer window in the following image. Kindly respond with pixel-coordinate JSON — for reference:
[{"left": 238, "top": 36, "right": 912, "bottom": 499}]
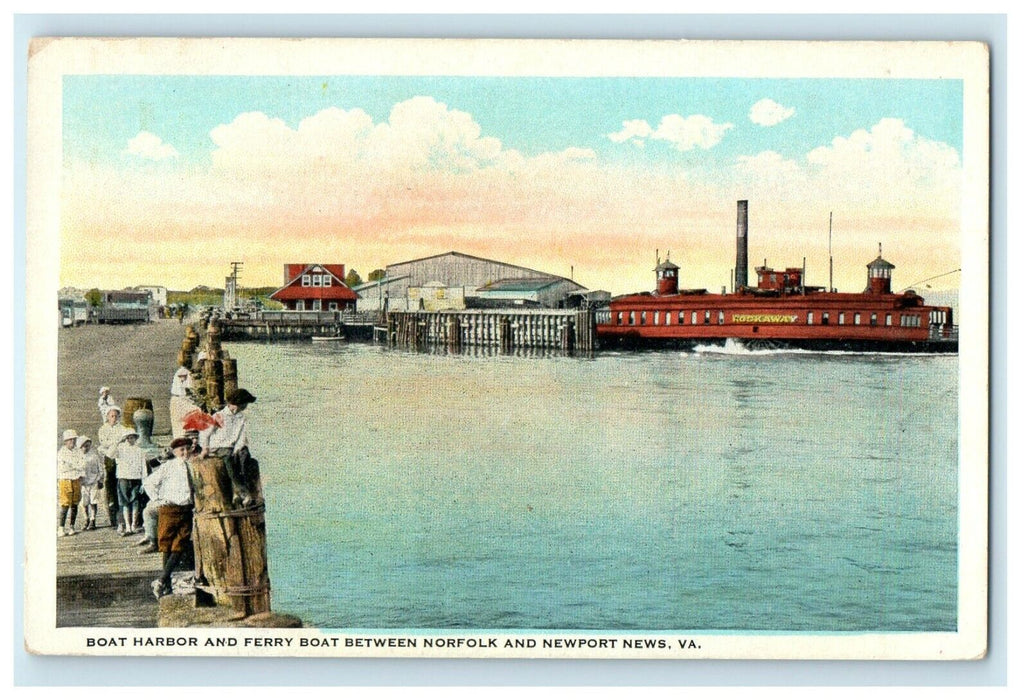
[{"left": 301, "top": 275, "right": 311, "bottom": 287}]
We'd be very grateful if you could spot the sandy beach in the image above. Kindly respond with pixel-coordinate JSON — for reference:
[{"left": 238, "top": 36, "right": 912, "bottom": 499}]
[{"left": 57, "top": 318, "right": 192, "bottom": 441}]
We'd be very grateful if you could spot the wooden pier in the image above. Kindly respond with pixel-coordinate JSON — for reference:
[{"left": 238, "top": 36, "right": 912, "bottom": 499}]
[
  {"left": 387, "top": 309, "right": 596, "bottom": 353},
  {"left": 219, "top": 310, "right": 377, "bottom": 341},
  {"left": 57, "top": 516, "right": 163, "bottom": 627}
]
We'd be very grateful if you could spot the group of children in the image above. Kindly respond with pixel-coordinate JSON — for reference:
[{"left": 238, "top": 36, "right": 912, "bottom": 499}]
[{"left": 58, "top": 384, "right": 259, "bottom": 599}]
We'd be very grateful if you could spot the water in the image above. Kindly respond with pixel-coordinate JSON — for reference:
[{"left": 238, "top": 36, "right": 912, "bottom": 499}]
[{"left": 227, "top": 341, "right": 958, "bottom": 632}]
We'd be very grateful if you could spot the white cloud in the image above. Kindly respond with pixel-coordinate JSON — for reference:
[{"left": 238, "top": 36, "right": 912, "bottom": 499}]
[
  {"left": 609, "top": 114, "right": 732, "bottom": 151},
  {"left": 607, "top": 119, "right": 653, "bottom": 143},
  {"left": 653, "top": 114, "right": 733, "bottom": 151},
  {"left": 749, "top": 98, "right": 796, "bottom": 127},
  {"left": 122, "top": 131, "right": 179, "bottom": 160}
]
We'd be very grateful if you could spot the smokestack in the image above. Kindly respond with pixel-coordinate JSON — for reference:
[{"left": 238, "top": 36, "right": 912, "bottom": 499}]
[{"left": 735, "top": 200, "right": 749, "bottom": 291}]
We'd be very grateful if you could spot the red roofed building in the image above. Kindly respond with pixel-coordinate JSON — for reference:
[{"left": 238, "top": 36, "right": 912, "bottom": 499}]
[{"left": 269, "top": 264, "right": 358, "bottom": 312}]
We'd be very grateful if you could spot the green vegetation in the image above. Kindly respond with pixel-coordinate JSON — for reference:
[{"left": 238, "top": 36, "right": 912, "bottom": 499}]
[
  {"left": 167, "top": 286, "right": 284, "bottom": 310},
  {"left": 168, "top": 288, "right": 223, "bottom": 307},
  {"left": 344, "top": 269, "right": 363, "bottom": 288},
  {"left": 368, "top": 269, "right": 387, "bottom": 282},
  {"left": 84, "top": 288, "right": 103, "bottom": 308}
]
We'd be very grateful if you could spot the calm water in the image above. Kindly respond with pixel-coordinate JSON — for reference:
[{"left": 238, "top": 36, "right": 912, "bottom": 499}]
[{"left": 227, "top": 341, "right": 958, "bottom": 632}]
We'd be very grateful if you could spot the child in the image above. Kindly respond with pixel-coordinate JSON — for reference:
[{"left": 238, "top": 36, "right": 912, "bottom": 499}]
[
  {"left": 97, "top": 386, "right": 116, "bottom": 418},
  {"left": 75, "top": 436, "right": 104, "bottom": 530},
  {"left": 198, "top": 388, "right": 258, "bottom": 508},
  {"left": 97, "top": 406, "right": 128, "bottom": 530},
  {"left": 57, "top": 429, "right": 84, "bottom": 536},
  {"left": 111, "top": 431, "right": 146, "bottom": 536},
  {"left": 149, "top": 436, "right": 195, "bottom": 599}
]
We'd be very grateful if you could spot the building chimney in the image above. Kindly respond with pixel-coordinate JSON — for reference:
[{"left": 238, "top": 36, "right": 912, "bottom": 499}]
[{"left": 735, "top": 200, "right": 749, "bottom": 291}]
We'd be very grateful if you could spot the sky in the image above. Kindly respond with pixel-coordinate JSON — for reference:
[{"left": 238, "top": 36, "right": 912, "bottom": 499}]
[{"left": 59, "top": 74, "right": 965, "bottom": 295}]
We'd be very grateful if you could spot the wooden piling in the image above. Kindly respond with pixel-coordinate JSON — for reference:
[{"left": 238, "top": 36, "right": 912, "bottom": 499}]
[
  {"left": 189, "top": 457, "right": 270, "bottom": 618},
  {"left": 204, "top": 359, "right": 224, "bottom": 411},
  {"left": 222, "top": 358, "right": 238, "bottom": 399}
]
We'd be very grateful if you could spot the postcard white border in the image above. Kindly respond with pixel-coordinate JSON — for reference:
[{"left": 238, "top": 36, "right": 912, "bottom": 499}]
[{"left": 24, "top": 36, "right": 990, "bottom": 661}]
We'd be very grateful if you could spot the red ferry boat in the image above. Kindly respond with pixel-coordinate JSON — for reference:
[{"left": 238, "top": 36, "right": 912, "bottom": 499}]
[{"left": 595, "top": 201, "right": 958, "bottom": 353}]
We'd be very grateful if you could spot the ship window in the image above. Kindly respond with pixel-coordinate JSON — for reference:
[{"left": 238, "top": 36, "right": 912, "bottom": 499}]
[
  {"left": 704, "top": 310, "right": 710, "bottom": 324},
  {"left": 691, "top": 311, "right": 697, "bottom": 324},
  {"left": 870, "top": 313, "right": 878, "bottom": 326},
  {"left": 678, "top": 310, "right": 684, "bottom": 324},
  {"left": 665, "top": 312, "right": 671, "bottom": 325},
  {"left": 651, "top": 311, "right": 658, "bottom": 325},
  {"left": 855, "top": 313, "right": 861, "bottom": 325},
  {"left": 301, "top": 275, "right": 311, "bottom": 287},
  {"left": 839, "top": 312, "right": 845, "bottom": 324},
  {"left": 641, "top": 311, "right": 647, "bottom": 325},
  {"left": 807, "top": 311, "right": 814, "bottom": 325},
  {"left": 717, "top": 311, "right": 724, "bottom": 325},
  {"left": 821, "top": 312, "right": 829, "bottom": 325},
  {"left": 886, "top": 313, "right": 892, "bottom": 326},
  {"left": 629, "top": 311, "right": 636, "bottom": 325},
  {"left": 616, "top": 312, "right": 622, "bottom": 326}
]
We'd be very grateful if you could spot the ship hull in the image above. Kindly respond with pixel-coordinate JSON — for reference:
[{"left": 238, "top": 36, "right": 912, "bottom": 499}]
[{"left": 596, "top": 332, "right": 957, "bottom": 354}]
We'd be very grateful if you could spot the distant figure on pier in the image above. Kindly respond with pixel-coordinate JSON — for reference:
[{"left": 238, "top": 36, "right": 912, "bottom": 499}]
[
  {"left": 111, "top": 432, "right": 146, "bottom": 536},
  {"left": 57, "top": 430, "right": 83, "bottom": 537},
  {"left": 97, "top": 386, "right": 116, "bottom": 418},
  {"left": 149, "top": 436, "right": 195, "bottom": 599},
  {"left": 75, "top": 436, "right": 104, "bottom": 531},
  {"left": 199, "top": 388, "right": 259, "bottom": 508},
  {"left": 169, "top": 366, "right": 196, "bottom": 438},
  {"left": 97, "top": 406, "right": 128, "bottom": 530}
]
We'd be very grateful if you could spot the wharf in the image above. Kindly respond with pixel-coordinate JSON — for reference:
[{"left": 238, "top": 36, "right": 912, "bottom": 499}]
[
  {"left": 57, "top": 521, "right": 162, "bottom": 627},
  {"left": 219, "top": 310, "right": 376, "bottom": 341},
  {"left": 387, "top": 308, "right": 596, "bottom": 352}
]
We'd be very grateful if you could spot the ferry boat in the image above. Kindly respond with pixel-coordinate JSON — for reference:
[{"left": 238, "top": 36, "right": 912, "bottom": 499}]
[{"left": 595, "top": 201, "right": 958, "bottom": 353}]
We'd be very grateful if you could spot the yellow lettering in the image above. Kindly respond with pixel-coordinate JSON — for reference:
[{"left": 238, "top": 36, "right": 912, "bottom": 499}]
[{"left": 731, "top": 314, "right": 799, "bottom": 323}]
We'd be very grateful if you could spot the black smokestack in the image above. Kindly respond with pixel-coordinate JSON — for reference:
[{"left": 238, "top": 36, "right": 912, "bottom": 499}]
[{"left": 735, "top": 200, "right": 749, "bottom": 291}]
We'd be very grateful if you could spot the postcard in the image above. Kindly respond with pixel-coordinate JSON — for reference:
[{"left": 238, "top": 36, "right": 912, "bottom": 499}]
[{"left": 25, "top": 37, "right": 989, "bottom": 659}]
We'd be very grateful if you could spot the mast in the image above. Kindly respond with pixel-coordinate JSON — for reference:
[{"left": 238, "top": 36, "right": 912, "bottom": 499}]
[{"left": 828, "top": 212, "right": 834, "bottom": 293}]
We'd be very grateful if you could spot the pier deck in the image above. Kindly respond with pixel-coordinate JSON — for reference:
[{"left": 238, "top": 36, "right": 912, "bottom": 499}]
[{"left": 57, "top": 522, "right": 163, "bottom": 627}]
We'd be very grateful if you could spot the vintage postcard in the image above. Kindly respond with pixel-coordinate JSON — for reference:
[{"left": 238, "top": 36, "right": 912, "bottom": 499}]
[{"left": 25, "top": 37, "right": 989, "bottom": 659}]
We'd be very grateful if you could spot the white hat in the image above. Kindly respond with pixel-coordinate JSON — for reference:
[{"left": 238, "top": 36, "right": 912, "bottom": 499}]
[
  {"left": 99, "top": 387, "right": 110, "bottom": 394},
  {"left": 107, "top": 405, "right": 122, "bottom": 415},
  {"left": 76, "top": 436, "right": 92, "bottom": 448},
  {"left": 120, "top": 431, "right": 139, "bottom": 442},
  {"left": 62, "top": 429, "right": 78, "bottom": 442},
  {"left": 175, "top": 366, "right": 190, "bottom": 376}
]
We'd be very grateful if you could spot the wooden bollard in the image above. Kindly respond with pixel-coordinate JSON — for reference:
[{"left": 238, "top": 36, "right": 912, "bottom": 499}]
[
  {"left": 189, "top": 457, "right": 270, "bottom": 618},
  {"left": 204, "top": 359, "right": 224, "bottom": 410},
  {"left": 222, "top": 358, "right": 238, "bottom": 399}
]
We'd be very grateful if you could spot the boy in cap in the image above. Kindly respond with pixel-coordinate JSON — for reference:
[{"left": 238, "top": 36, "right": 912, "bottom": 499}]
[
  {"left": 111, "top": 432, "right": 147, "bottom": 536},
  {"left": 97, "top": 386, "right": 116, "bottom": 418},
  {"left": 57, "top": 430, "right": 84, "bottom": 536},
  {"left": 75, "top": 436, "right": 104, "bottom": 530},
  {"left": 97, "top": 405, "right": 129, "bottom": 530},
  {"left": 150, "top": 436, "right": 195, "bottom": 598},
  {"left": 199, "top": 388, "right": 258, "bottom": 508}
]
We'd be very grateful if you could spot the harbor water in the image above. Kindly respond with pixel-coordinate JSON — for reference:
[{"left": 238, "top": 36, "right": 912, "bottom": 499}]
[{"left": 227, "top": 341, "right": 958, "bottom": 632}]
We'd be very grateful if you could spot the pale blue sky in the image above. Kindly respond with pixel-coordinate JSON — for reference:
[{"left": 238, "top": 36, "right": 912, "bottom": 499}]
[{"left": 63, "top": 75, "right": 963, "bottom": 169}]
